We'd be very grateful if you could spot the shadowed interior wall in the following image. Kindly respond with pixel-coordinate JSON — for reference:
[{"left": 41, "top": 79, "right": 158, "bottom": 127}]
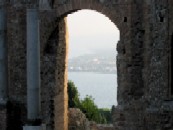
[{"left": 40, "top": 16, "right": 68, "bottom": 130}]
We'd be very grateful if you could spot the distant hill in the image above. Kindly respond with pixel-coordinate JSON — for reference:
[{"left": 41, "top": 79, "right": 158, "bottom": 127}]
[{"left": 68, "top": 49, "right": 117, "bottom": 74}]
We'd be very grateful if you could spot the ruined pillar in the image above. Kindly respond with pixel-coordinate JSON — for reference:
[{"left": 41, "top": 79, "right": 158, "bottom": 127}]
[
  {"left": 0, "top": 1, "right": 8, "bottom": 105},
  {"left": 23, "top": 8, "right": 43, "bottom": 130},
  {"left": 26, "top": 8, "right": 40, "bottom": 120},
  {"left": 54, "top": 18, "right": 69, "bottom": 130}
]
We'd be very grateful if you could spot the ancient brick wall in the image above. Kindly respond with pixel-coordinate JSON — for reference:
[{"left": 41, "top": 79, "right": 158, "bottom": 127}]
[
  {"left": 0, "top": 107, "right": 7, "bottom": 130},
  {"left": 1, "top": 0, "right": 172, "bottom": 130},
  {"left": 6, "top": 4, "right": 27, "bottom": 130},
  {"left": 53, "top": 18, "right": 69, "bottom": 130},
  {"left": 142, "top": 0, "right": 173, "bottom": 129}
]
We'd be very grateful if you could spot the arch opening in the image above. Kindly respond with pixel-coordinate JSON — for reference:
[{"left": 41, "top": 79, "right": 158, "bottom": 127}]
[
  {"left": 41, "top": 2, "right": 124, "bottom": 130},
  {"left": 66, "top": 9, "right": 120, "bottom": 128}
]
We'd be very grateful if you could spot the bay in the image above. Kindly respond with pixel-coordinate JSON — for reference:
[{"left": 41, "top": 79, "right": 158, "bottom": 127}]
[{"left": 68, "top": 72, "right": 117, "bottom": 109}]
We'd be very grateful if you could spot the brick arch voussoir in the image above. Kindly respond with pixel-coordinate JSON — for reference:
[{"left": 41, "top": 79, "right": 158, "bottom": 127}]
[{"left": 55, "top": 0, "right": 122, "bottom": 29}]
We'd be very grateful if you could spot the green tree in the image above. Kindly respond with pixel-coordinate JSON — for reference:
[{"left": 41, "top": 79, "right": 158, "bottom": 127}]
[
  {"left": 80, "top": 95, "right": 106, "bottom": 124},
  {"left": 67, "top": 80, "right": 109, "bottom": 124},
  {"left": 67, "top": 80, "right": 80, "bottom": 108}
]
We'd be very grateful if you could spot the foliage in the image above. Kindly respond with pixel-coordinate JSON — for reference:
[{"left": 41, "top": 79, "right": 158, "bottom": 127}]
[
  {"left": 68, "top": 80, "right": 80, "bottom": 108},
  {"left": 80, "top": 95, "right": 106, "bottom": 124},
  {"left": 99, "top": 108, "right": 112, "bottom": 124},
  {"left": 67, "top": 80, "right": 112, "bottom": 124}
]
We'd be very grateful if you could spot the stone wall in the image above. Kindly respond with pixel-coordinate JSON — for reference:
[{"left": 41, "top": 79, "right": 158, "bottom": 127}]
[
  {"left": 39, "top": 12, "right": 69, "bottom": 130},
  {"left": 53, "top": 18, "right": 69, "bottom": 130},
  {"left": 0, "top": 0, "right": 173, "bottom": 130},
  {"left": 90, "top": 123, "right": 114, "bottom": 130},
  {"left": 0, "top": 107, "right": 7, "bottom": 130},
  {"left": 68, "top": 108, "right": 90, "bottom": 130},
  {"left": 6, "top": 4, "right": 27, "bottom": 130}
]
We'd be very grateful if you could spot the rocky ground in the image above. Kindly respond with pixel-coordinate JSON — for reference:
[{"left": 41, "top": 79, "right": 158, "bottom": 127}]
[{"left": 68, "top": 108, "right": 114, "bottom": 130}]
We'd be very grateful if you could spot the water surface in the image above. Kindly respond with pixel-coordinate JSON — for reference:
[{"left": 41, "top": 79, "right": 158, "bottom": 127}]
[{"left": 68, "top": 72, "right": 117, "bottom": 108}]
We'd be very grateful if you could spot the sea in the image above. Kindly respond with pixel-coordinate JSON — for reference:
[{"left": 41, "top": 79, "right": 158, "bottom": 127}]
[{"left": 68, "top": 72, "right": 118, "bottom": 109}]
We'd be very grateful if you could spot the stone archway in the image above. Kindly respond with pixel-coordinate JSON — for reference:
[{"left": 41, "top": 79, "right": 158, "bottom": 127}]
[
  {"left": 0, "top": 0, "right": 172, "bottom": 130},
  {"left": 4, "top": 0, "right": 169, "bottom": 130},
  {"left": 0, "top": 0, "right": 171, "bottom": 130},
  {"left": 40, "top": 1, "right": 133, "bottom": 130}
]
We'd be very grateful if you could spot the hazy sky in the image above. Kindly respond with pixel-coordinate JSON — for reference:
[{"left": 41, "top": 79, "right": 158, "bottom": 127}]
[
  {"left": 67, "top": 10, "right": 119, "bottom": 108},
  {"left": 67, "top": 10, "right": 120, "bottom": 58}
]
